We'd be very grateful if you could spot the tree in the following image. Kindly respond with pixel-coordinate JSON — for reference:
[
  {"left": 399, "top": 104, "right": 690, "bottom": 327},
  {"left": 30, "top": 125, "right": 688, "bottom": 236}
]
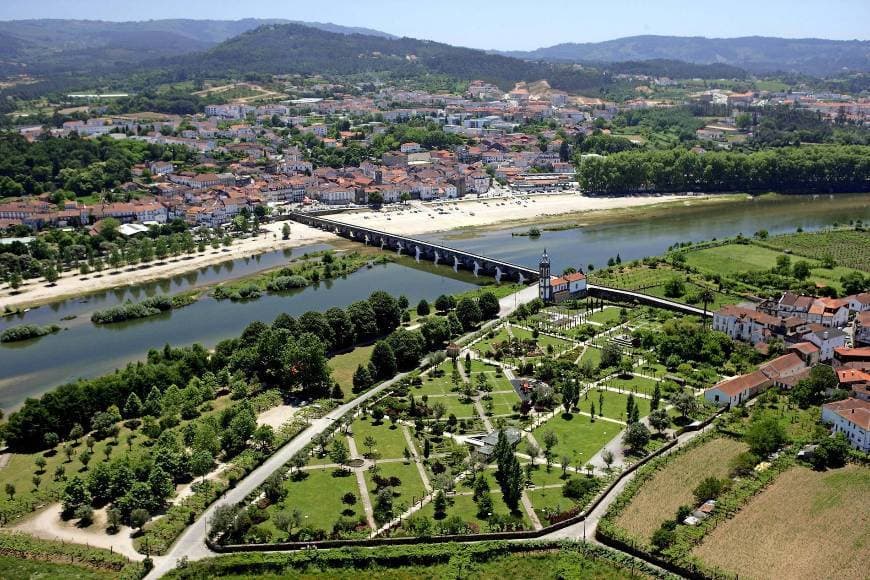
[
  {"left": 477, "top": 292, "right": 500, "bottom": 320},
  {"left": 433, "top": 490, "right": 447, "bottom": 519},
  {"left": 811, "top": 432, "right": 850, "bottom": 470},
  {"left": 416, "top": 299, "right": 430, "bottom": 316},
  {"left": 368, "top": 291, "right": 402, "bottom": 335},
  {"left": 841, "top": 271, "right": 867, "bottom": 295},
  {"left": 434, "top": 294, "right": 454, "bottom": 313},
  {"left": 43, "top": 264, "right": 59, "bottom": 286},
  {"left": 792, "top": 260, "right": 811, "bottom": 280},
  {"left": 699, "top": 288, "right": 715, "bottom": 327},
  {"left": 281, "top": 223, "right": 291, "bottom": 240},
  {"left": 601, "top": 449, "right": 614, "bottom": 470},
  {"left": 363, "top": 435, "right": 377, "bottom": 458},
  {"left": 62, "top": 475, "right": 91, "bottom": 516},
  {"left": 563, "top": 476, "right": 596, "bottom": 500},
  {"left": 455, "top": 297, "right": 482, "bottom": 331},
  {"left": 623, "top": 422, "right": 650, "bottom": 451},
  {"left": 191, "top": 450, "right": 214, "bottom": 481},
  {"left": 649, "top": 408, "right": 670, "bottom": 433},
  {"left": 3, "top": 483, "right": 14, "bottom": 500},
  {"left": 693, "top": 476, "right": 726, "bottom": 503},
  {"left": 123, "top": 393, "right": 143, "bottom": 419},
  {"left": 744, "top": 417, "right": 787, "bottom": 456},
  {"left": 330, "top": 439, "right": 350, "bottom": 470},
  {"left": 673, "top": 390, "right": 697, "bottom": 419},
  {"left": 650, "top": 382, "right": 661, "bottom": 411},
  {"left": 352, "top": 364, "right": 373, "bottom": 392},
  {"left": 600, "top": 342, "right": 621, "bottom": 369},
  {"left": 664, "top": 277, "right": 685, "bottom": 298},
  {"left": 561, "top": 381, "right": 579, "bottom": 414},
  {"left": 791, "top": 364, "right": 838, "bottom": 408},
  {"left": 369, "top": 341, "right": 397, "bottom": 380},
  {"left": 130, "top": 508, "right": 150, "bottom": 531}
]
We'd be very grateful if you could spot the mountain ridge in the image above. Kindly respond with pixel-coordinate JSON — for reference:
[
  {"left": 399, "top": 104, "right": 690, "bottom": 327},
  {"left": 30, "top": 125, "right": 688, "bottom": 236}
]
[{"left": 499, "top": 34, "right": 870, "bottom": 75}]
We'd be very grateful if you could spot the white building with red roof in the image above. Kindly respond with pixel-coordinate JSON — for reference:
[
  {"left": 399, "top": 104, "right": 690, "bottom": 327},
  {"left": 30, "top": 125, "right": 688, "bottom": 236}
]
[{"left": 821, "top": 398, "right": 870, "bottom": 451}]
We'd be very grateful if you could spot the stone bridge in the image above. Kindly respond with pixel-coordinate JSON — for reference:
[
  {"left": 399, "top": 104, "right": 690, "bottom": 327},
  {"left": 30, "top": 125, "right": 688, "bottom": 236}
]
[
  {"left": 289, "top": 212, "right": 539, "bottom": 284},
  {"left": 290, "top": 212, "right": 711, "bottom": 318}
]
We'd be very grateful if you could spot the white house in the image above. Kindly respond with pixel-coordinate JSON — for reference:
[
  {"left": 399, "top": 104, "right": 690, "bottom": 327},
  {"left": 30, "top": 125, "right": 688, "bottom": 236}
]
[
  {"left": 713, "top": 305, "right": 781, "bottom": 344},
  {"left": 705, "top": 371, "right": 770, "bottom": 407},
  {"left": 803, "top": 327, "right": 847, "bottom": 362},
  {"left": 821, "top": 398, "right": 870, "bottom": 451}
]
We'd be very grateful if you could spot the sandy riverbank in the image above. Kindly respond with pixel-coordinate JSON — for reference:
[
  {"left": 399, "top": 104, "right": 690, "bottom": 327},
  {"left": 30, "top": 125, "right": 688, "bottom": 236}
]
[
  {"left": 328, "top": 193, "right": 717, "bottom": 236},
  {"left": 0, "top": 222, "right": 338, "bottom": 311},
  {"left": 2, "top": 193, "right": 718, "bottom": 310}
]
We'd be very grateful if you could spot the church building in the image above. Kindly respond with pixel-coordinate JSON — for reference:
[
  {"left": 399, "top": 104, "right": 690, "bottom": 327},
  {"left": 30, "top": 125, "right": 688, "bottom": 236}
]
[{"left": 539, "top": 249, "right": 587, "bottom": 303}]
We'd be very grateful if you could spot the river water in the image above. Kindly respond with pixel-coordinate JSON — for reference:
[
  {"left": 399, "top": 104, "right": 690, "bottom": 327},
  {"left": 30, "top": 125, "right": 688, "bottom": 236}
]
[{"left": 1, "top": 193, "right": 868, "bottom": 411}]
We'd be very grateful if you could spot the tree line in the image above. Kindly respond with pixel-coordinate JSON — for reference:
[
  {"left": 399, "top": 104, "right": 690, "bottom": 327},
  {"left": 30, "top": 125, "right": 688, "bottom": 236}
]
[
  {"left": 578, "top": 145, "right": 870, "bottom": 194},
  {"left": 1, "top": 288, "right": 502, "bottom": 451}
]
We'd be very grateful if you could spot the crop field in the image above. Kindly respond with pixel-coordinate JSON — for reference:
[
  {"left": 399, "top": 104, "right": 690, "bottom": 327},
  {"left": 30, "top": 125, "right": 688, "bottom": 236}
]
[
  {"left": 693, "top": 465, "right": 870, "bottom": 579},
  {"left": 614, "top": 437, "right": 747, "bottom": 544},
  {"left": 589, "top": 266, "right": 679, "bottom": 291},
  {"left": 758, "top": 229, "right": 870, "bottom": 272}
]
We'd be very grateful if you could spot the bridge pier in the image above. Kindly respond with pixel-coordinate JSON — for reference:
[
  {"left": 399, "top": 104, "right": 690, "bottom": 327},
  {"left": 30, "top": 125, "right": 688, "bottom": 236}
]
[
  {"left": 453, "top": 255, "right": 460, "bottom": 273},
  {"left": 414, "top": 245, "right": 421, "bottom": 263},
  {"left": 473, "top": 260, "right": 481, "bottom": 277},
  {"left": 396, "top": 241, "right": 403, "bottom": 256},
  {"left": 433, "top": 250, "right": 440, "bottom": 265},
  {"left": 495, "top": 266, "right": 503, "bottom": 283}
]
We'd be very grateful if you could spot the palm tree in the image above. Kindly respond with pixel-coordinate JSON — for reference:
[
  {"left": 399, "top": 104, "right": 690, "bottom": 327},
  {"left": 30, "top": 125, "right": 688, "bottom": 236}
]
[{"left": 699, "top": 288, "right": 715, "bottom": 329}]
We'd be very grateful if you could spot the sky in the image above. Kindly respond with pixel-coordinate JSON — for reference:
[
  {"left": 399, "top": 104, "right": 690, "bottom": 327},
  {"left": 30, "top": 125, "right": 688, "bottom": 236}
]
[{"left": 1, "top": 0, "right": 868, "bottom": 50}]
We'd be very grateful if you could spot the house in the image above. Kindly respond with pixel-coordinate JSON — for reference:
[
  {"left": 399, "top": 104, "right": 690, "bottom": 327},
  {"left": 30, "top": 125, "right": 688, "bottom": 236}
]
[
  {"left": 759, "top": 353, "right": 808, "bottom": 389},
  {"left": 802, "top": 327, "right": 847, "bottom": 362},
  {"left": 847, "top": 293, "right": 870, "bottom": 313},
  {"left": 834, "top": 346, "right": 870, "bottom": 367},
  {"left": 400, "top": 142, "right": 422, "bottom": 153},
  {"left": 713, "top": 305, "right": 781, "bottom": 343},
  {"left": 821, "top": 398, "right": 870, "bottom": 451},
  {"left": 855, "top": 311, "right": 870, "bottom": 347},
  {"left": 837, "top": 368, "right": 870, "bottom": 396},
  {"left": 788, "top": 342, "right": 821, "bottom": 366},
  {"left": 465, "top": 427, "right": 522, "bottom": 457},
  {"left": 705, "top": 370, "right": 770, "bottom": 407}
]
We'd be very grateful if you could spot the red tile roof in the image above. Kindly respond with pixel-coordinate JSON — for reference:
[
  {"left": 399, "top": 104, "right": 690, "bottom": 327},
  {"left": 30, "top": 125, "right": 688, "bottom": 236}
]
[
  {"left": 823, "top": 398, "right": 870, "bottom": 430},
  {"left": 712, "top": 371, "right": 769, "bottom": 397}
]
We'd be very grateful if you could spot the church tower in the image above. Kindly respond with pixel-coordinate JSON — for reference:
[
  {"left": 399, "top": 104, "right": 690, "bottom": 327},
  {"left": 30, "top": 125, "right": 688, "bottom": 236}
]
[{"left": 539, "top": 249, "right": 551, "bottom": 302}]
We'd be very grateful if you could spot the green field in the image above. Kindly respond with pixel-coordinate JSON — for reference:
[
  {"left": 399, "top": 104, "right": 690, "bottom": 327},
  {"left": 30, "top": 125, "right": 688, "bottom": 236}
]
[
  {"left": 415, "top": 489, "right": 529, "bottom": 528},
  {"left": 273, "top": 468, "right": 363, "bottom": 533},
  {"left": 587, "top": 307, "right": 626, "bottom": 325},
  {"left": 0, "top": 556, "right": 116, "bottom": 579},
  {"left": 331, "top": 345, "right": 375, "bottom": 398},
  {"left": 352, "top": 418, "right": 409, "bottom": 459},
  {"left": 758, "top": 229, "right": 869, "bottom": 272},
  {"left": 533, "top": 415, "right": 619, "bottom": 466},
  {"left": 586, "top": 389, "right": 651, "bottom": 422},
  {"left": 364, "top": 461, "right": 427, "bottom": 508}
]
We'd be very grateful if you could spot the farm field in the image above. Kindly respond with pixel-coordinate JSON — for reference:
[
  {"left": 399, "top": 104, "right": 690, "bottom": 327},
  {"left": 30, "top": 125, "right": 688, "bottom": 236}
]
[
  {"left": 614, "top": 437, "right": 747, "bottom": 544},
  {"left": 758, "top": 229, "right": 869, "bottom": 272},
  {"left": 0, "top": 556, "right": 116, "bottom": 579},
  {"left": 693, "top": 465, "right": 870, "bottom": 580}
]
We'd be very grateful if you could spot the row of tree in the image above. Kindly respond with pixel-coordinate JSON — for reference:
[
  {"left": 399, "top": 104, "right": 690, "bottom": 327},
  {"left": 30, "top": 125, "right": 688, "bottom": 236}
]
[{"left": 579, "top": 145, "right": 870, "bottom": 194}]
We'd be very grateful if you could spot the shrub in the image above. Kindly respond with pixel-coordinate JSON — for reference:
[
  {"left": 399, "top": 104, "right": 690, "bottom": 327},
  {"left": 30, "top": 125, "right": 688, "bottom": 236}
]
[{"left": 0, "top": 323, "right": 60, "bottom": 343}]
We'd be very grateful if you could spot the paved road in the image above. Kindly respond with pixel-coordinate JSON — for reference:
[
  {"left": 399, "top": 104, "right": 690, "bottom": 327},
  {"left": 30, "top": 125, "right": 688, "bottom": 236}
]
[{"left": 147, "top": 285, "right": 540, "bottom": 578}]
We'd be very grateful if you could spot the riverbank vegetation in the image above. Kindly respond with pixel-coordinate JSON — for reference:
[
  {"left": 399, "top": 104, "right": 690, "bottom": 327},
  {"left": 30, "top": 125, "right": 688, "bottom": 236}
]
[
  {"left": 579, "top": 145, "right": 870, "bottom": 195},
  {"left": 0, "top": 322, "right": 61, "bottom": 342}
]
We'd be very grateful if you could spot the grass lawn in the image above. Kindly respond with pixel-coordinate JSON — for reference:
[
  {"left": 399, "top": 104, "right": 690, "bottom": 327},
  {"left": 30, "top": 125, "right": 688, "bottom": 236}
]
[
  {"left": 0, "top": 556, "right": 116, "bottom": 579},
  {"left": 487, "top": 391, "right": 520, "bottom": 415},
  {"left": 614, "top": 437, "right": 747, "bottom": 545},
  {"left": 693, "top": 465, "right": 870, "bottom": 580},
  {"left": 587, "top": 307, "right": 624, "bottom": 325},
  {"left": 523, "top": 464, "right": 571, "bottom": 487},
  {"left": 416, "top": 490, "right": 530, "bottom": 529},
  {"left": 364, "top": 461, "right": 427, "bottom": 504},
  {"left": 331, "top": 345, "right": 374, "bottom": 399},
  {"left": 351, "top": 418, "right": 410, "bottom": 460},
  {"left": 588, "top": 389, "right": 651, "bottom": 421},
  {"left": 276, "top": 468, "right": 363, "bottom": 533},
  {"left": 533, "top": 414, "right": 619, "bottom": 467},
  {"left": 439, "top": 395, "right": 478, "bottom": 419},
  {"left": 683, "top": 244, "right": 789, "bottom": 275},
  {"left": 472, "top": 328, "right": 511, "bottom": 356},
  {"left": 527, "top": 486, "right": 574, "bottom": 522},
  {"left": 607, "top": 375, "right": 659, "bottom": 395},
  {"left": 579, "top": 346, "right": 602, "bottom": 368}
]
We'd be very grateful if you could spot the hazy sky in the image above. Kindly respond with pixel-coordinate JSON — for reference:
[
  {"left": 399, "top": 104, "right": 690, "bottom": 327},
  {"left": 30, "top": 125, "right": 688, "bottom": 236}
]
[{"left": 2, "top": 0, "right": 868, "bottom": 50}]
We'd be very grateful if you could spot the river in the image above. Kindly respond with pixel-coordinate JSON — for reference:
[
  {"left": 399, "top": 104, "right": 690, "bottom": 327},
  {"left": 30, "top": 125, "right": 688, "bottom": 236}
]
[
  {"left": 1, "top": 193, "right": 868, "bottom": 411},
  {"left": 420, "top": 194, "right": 870, "bottom": 270}
]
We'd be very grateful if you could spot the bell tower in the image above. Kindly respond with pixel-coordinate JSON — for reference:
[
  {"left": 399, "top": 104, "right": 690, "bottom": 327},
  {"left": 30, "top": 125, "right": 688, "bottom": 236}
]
[{"left": 539, "top": 249, "right": 551, "bottom": 302}]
